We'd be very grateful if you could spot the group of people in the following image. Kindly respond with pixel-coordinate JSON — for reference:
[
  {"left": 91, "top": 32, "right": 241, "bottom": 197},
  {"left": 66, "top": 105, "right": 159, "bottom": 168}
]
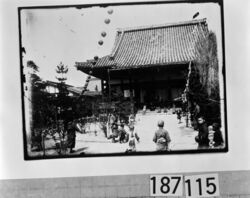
[
  {"left": 154, "top": 116, "right": 224, "bottom": 151},
  {"left": 32, "top": 103, "right": 224, "bottom": 155},
  {"left": 195, "top": 116, "right": 224, "bottom": 149},
  {"left": 30, "top": 117, "right": 81, "bottom": 154},
  {"left": 106, "top": 114, "right": 140, "bottom": 152},
  {"left": 175, "top": 101, "right": 224, "bottom": 149},
  {"left": 190, "top": 102, "right": 224, "bottom": 149},
  {"left": 153, "top": 113, "right": 224, "bottom": 151},
  {"left": 106, "top": 112, "right": 172, "bottom": 152}
]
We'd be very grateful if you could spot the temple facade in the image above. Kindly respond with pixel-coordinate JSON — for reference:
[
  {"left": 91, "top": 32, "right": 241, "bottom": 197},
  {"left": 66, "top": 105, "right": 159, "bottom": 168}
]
[{"left": 76, "top": 18, "right": 209, "bottom": 110}]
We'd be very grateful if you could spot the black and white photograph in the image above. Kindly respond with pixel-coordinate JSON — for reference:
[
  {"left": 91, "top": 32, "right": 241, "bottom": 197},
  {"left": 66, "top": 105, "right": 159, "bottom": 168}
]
[{"left": 19, "top": 0, "right": 227, "bottom": 159}]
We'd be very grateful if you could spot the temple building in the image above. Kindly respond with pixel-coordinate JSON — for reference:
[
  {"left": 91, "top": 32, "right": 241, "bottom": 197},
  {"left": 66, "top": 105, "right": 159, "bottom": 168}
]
[{"left": 76, "top": 18, "right": 209, "bottom": 110}]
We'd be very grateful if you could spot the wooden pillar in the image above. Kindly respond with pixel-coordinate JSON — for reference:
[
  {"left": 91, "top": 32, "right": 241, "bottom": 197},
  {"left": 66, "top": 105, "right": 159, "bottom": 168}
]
[
  {"left": 168, "top": 79, "right": 172, "bottom": 101},
  {"left": 121, "top": 79, "right": 124, "bottom": 94},
  {"left": 107, "top": 69, "right": 111, "bottom": 102},
  {"left": 101, "top": 80, "right": 105, "bottom": 94},
  {"left": 134, "top": 79, "right": 139, "bottom": 106},
  {"left": 151, "top": 73, "right": 155, "bottom": 103},
  {"left": 129, "top": 71, "right": 134, "bottom": 114}
]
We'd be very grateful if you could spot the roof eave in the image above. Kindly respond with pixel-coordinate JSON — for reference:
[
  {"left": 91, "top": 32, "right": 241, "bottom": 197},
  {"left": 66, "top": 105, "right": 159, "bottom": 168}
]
[{"left": 109, "top": 61, "right": 192, "bottom": 71}]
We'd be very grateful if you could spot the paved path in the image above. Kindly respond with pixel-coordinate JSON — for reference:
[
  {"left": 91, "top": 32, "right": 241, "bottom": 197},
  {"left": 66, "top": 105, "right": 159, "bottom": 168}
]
[{"left": 73, "top": 112, "right": 199, "bottom": 155}]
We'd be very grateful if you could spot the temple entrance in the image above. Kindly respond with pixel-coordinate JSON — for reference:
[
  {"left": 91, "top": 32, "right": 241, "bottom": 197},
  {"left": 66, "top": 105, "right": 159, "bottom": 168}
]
[{"left": 138, "top": 83, "right": 185, "bottom": 109}]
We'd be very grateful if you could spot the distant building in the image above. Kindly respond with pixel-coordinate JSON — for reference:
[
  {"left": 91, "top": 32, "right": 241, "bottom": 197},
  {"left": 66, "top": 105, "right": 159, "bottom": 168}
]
[
  {"left": 87, "top": 77, "right": 102, "bottom": 92},
  {"left": 43, "top": 80, "right": 101, "bottom": 97}
]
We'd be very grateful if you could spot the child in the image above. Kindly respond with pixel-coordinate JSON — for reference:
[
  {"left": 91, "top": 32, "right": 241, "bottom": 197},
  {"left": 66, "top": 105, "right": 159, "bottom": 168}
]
[
  {"left": 109, "top": 123, "right": 119, "bottom": 143},
  {"left": 125, "top": 124, "right": 140, "bottom": 153},
  {"left": 128, "top": 114, "right": 136, "bottom": 125},
  {"left": 212, "top": 123, "right": 224, "bottom": 147},
  {"left": 208, "top": 125, "right": 215, "bottom": 148},
  {"left": 153, "top": 120, "right": 171, "bottom": 151},
  {"left": 142, "top": 105, "right": 147, "bottom": 115},
  {"left": 118, "top": 123, "right": 127, "bottom": 143},
  {"left": 176, "top": 109, "right": 182, "bottom": 124}
]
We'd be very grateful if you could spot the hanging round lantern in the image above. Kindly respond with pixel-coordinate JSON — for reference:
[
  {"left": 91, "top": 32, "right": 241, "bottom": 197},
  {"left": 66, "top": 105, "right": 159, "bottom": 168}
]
[
  {"left": 94, "top": 56, "right": 99, "bottom": 61},
  {"left": 98, "top": 40, "right": 104, "bottom": 45},
  {"left": 104, "top": 18, "right": 110, "bottom": 24},
  {"left": 101, "top": 31, "right": 107, "bottom": 37},
  {"left": 107, "top": 9, "right": 113, "bottom": 15}
]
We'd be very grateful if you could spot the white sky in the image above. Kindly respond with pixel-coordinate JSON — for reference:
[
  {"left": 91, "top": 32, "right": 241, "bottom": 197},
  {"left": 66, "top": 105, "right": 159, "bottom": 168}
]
[{"left": 21, "top": 2, "right": 222, "bottom": 87}]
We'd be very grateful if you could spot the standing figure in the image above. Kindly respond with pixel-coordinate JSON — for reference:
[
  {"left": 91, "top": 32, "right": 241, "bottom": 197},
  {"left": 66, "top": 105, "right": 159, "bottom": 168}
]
[
  {"left": 119, "top": 122, "right": 127, "bottom": 143},
  {"left": 106, "top": 114, "right": 112, "bottom": 138},
  {"left": 192, "top": 101, "right": 201, "bottom": 130},
  {"left": 208, "top": 125, "right": 215, "bottom": 148},
  {"left": 153, "top": 120, "right": 171, "bottom": 151},
  {"left": 109, "top": 113, "right": 116, "bottom": 126},
  {"left": 66, "top": 120, "right": 77, "bottom": 153},
  {"left": 126, "top": 124, "right": 140, "bottom": 152},
  {"left": 109, "top": 123, "right": 119, "bottom": 143},
  {"left": 176, "top": 109, "right": 182, "bottom": 124},
  {"left": 142, "top": 105, "right": 147, "bottom": 115},
  {"left": 128, "top": 114, "right": 136, "bottom": 125},
  {"left": 212, "top": 123, "right": 224, "bottom": 147},
  {"left": 195, "top": 116, "right": 209, "bottom": 149}
]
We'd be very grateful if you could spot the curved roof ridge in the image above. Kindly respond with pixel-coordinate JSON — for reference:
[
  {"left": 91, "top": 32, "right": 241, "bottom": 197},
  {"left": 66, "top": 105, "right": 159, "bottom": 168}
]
[
  {"left": 110, "top": 31, "right": 124, "bottom": 58},
  {"left": 117, "top": 18, "right": 207, "bottom": 32},
  {"left": 76, "top": 18, "right": 210, "bottom": 72}
]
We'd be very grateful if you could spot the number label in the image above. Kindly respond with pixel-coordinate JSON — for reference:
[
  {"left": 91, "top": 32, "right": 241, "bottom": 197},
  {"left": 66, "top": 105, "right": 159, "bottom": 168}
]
[
  {"left": 150, "top": 175, "right": 183, "bottom": 196},
  {"left": 184, "top": 174, "right": 220, "bottom": 197}
]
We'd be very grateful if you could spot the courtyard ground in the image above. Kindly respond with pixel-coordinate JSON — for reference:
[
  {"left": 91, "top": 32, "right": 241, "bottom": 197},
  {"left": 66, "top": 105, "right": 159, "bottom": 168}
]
[
  {"left": 29, "top": 111, "right": 199, "bottom": 157},
  {"left": 72, "top": 111, "right": 199, "bottom": 155}
]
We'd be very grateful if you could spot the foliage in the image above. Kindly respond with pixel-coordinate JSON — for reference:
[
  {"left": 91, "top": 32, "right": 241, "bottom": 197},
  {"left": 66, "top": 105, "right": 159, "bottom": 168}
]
[
  {"left": 55, "top": 62, "right": 70, "bottom": 114},
  {"left": 194, "top": 31, "right": 219, "bottom": 98},
  {"left": 107, "top": 88, "right": 134, "bottom": 119},
  {"left": 188, "top": 31, "right": 221, "bottom": 125},
  {"left": 28, "top": 61, "right": 56, "bottom": 130},
  {"left": 74, "top": 97, "right": 100, "bottom": 118},
  {"left": 56, "top": 62, "right": 68, "bottom": 83},
  {"left": 27, "top": 60, "right": 39, "bottom": 73}
]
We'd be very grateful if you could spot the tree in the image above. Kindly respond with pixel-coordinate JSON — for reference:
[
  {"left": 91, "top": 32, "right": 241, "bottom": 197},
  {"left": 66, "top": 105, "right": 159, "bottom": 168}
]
[
  {"left": 188, "top": 31, "right": 221, "bottom": 125},
  {"left": 194, "top": 31, "right": 219, "bottom": 98},
  {"left": 27, "top": 60, "right": 58, "bottom": 152},
  {"left": 107, "top": 88, "right": 133, "bottom": 120},
  {"left": 27, "top": 60, "right": 39, "bottom": 73},
  {"left": 28, "top": 61, "right": 57, "bottom": 128},
  {"left": 55, "top": 62, "right": 71, "bottom": 120},
  {"left": 56, "top": 62, "right": 68, "bottom": 83}
]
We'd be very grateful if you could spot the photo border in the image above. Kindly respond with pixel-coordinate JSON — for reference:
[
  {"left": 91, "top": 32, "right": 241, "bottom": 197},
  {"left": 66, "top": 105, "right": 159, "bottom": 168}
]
[{"left": 18, "top": 0, "right": 228, "bottom": 160}]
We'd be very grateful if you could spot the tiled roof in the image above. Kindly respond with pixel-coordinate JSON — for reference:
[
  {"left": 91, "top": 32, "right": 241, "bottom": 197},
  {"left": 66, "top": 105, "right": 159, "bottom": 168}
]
[
  {"left": 44, "top": 81, "right": 101, "bottom": 97},
  {"left": 76, "top": 18, "right": 208, "bottom": 70},
  {"left": 67, "top": 86, "right": 83, "bottom": 95},
  {"left": 83, "top": 91, "right": 102, "bottom": 97},
  {"left": 46, "top": 80, "right": 73, "bottom": 88},
  {"left": 67, "top": 87, "right": 101, "bottom": 97},
  {"left": 76, "top": 55, "right": 116, "bottom": 69}
]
